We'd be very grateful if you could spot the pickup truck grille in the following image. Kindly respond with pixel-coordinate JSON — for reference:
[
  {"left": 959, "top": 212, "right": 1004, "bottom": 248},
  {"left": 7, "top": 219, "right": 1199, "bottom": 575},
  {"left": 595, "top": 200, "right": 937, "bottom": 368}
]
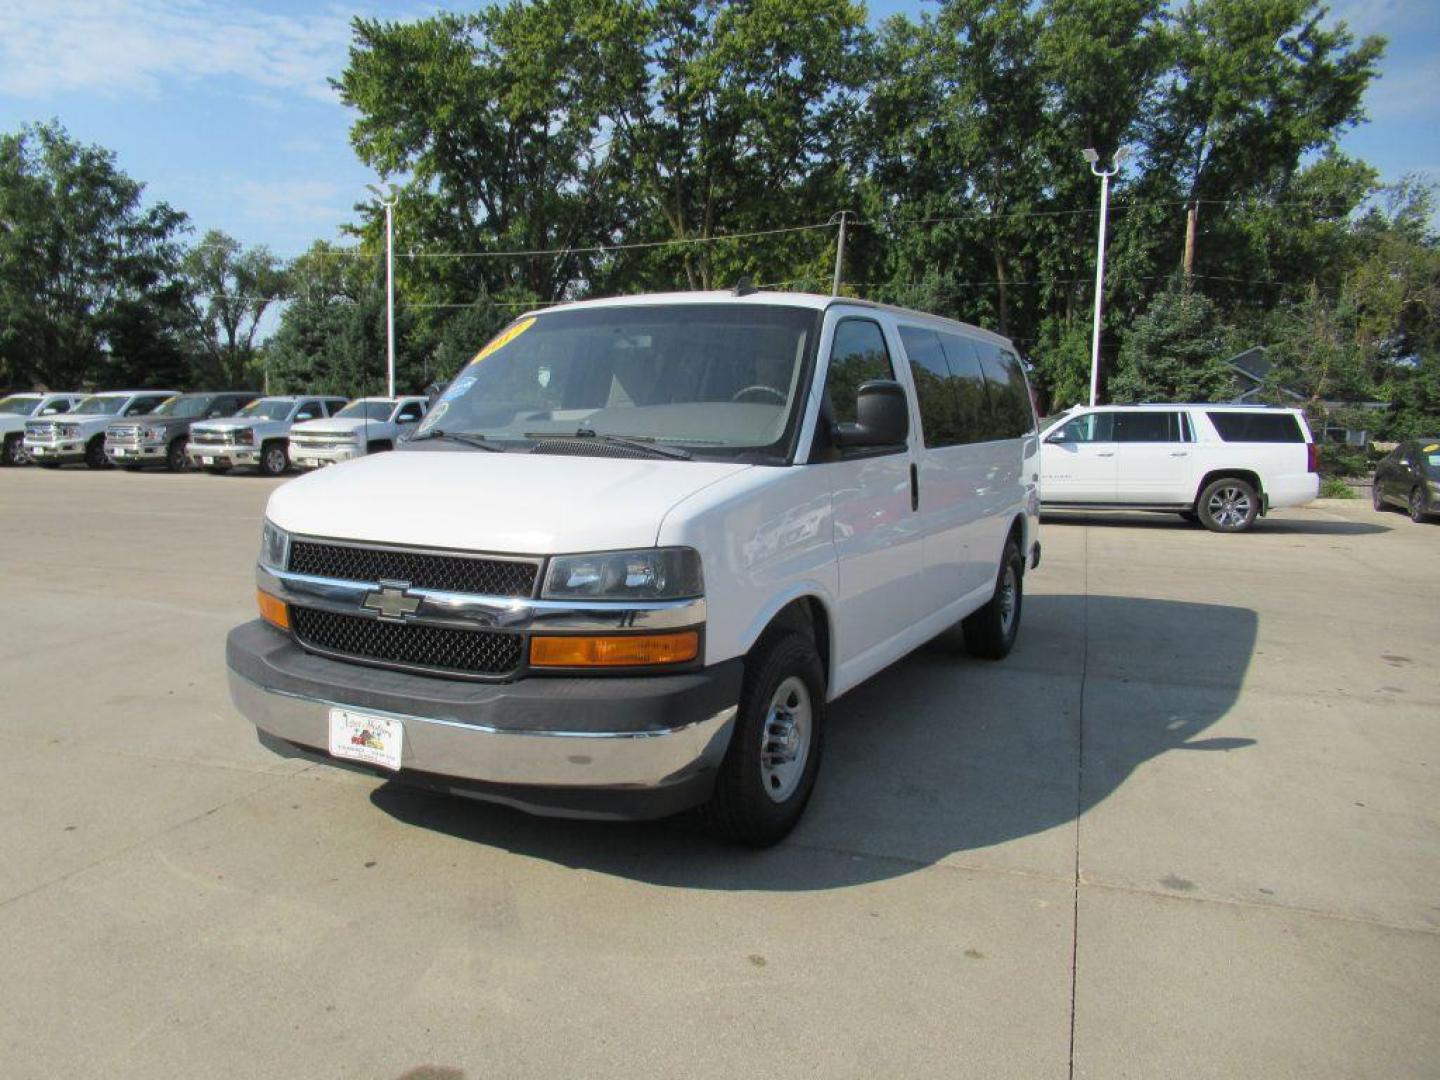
[
  {"left": 108, "top": 425, "right": 141, "bottom": 441},
  {"left": 291, "top": 607, "right": 522, "bottom": 679},
  {"left": 26, "top": 422, "right": 60, "bottom": 439},
  {"left": 190, "top": 430, "right": 232, "bottom": 446},
  {"left": 287, "top": 540, "right": 538, "bottom": 598}
]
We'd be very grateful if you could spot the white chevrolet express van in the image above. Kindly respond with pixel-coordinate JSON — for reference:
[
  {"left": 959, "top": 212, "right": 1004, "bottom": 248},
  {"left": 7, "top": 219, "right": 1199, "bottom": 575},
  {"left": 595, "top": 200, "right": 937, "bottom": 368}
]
[{"left": 227, "top": 292, "right": 1041, "bottom": 845}]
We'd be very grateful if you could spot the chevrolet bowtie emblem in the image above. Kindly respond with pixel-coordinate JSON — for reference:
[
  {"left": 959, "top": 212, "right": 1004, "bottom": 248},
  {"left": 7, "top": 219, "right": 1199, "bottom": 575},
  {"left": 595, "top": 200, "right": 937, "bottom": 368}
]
[{"left": 362, "top": 583, "right": 422, "bottom": 621}]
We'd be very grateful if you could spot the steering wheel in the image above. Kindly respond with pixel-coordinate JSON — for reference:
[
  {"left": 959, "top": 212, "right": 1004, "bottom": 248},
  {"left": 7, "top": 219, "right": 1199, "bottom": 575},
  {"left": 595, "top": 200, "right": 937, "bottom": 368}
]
[{"left": 731, "top": 385, "right": 787, "bottom": 405}]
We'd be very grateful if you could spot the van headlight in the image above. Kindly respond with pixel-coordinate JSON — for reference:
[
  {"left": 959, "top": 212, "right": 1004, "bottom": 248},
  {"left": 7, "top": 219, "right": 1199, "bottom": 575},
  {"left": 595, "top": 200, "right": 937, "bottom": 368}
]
[
  {"left": 259, "top": 520, "right": 290, "bottom": 571},
  {"left": 543, "top": 548, "right": 703, "bottom": 601}
]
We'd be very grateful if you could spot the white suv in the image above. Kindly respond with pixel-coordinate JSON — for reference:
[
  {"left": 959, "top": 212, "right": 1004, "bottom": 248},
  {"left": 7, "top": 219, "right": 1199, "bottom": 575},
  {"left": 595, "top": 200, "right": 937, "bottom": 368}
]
[
  {"left": 1040, "top": 404, "right": 1318, "bottom": 531},
  {"left": 226, "top": 291, "right": 1041, "bottom": 846}
]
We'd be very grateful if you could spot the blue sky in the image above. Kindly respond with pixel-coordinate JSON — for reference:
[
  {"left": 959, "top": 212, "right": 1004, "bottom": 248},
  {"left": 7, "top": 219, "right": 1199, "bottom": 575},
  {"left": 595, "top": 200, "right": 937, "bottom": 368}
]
[{"left": 0, "top": 0, "right": 1435, "bottom": 258}]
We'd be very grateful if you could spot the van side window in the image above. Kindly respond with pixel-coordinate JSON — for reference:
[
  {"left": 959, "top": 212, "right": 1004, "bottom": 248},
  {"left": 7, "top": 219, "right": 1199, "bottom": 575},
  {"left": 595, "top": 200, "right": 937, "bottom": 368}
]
[
  {"left": 971, "top": 341, "right": 1034, "bottom": 439},
  {"left": 1113, "top": 411, "right": 1183, "bottom": 442},
  {"left": 824, "top": 318, "right": 896, "bottom": 427},
  {"left": 898, "top": 326, "right": 963, "bottom": 447},
  {"left": 936, "top": 333, "right": 997, "bottom": 444}
]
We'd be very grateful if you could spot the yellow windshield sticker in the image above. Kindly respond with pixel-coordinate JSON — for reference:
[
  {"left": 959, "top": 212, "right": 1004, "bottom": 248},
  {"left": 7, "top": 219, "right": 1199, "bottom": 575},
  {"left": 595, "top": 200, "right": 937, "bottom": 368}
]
[
  {"left": 470, "top": 317, "right": 535, "bottom": 365},
  {"left": 1423, "top": 443, "right": 1439, "bottom": 453}
]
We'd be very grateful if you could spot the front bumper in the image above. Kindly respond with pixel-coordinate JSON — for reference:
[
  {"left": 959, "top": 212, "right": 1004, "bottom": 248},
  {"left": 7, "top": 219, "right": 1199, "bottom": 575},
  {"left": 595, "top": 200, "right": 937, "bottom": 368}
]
[
  {"left": 25, "top": 439, "right": 84, "bottom": 462},
  {"left": 190, "top": 445, "right": 258, "bottom": 467},
  {"left": 107, "top": 440, "right": 167, "bottom": 464},
  {"left": 227, "top": 620, "right": 742, "bottom": 819},
  {"left": 292, "top": 444, "right": 363, "bottom": 469}
]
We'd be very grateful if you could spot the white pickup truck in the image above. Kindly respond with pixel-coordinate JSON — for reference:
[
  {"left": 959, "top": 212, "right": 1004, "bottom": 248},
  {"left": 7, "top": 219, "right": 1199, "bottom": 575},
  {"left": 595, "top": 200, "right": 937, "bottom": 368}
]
[
  {"left": 227, "top": 290, "right": 1042, "bottom": 846},
  {"left": 188, "top": 395, "right": 349, "bottom": 476},
  {"left": 24, "top": 390, "right": 179, "bottom": 469},
  {"left": 1039, "top": 404, "right": 1319, "bottom": 531},
  {"left": 289, "top": 396, "right": 429, "bottom": 470},
  {"left": 1, "top": 392, "right": 83, "bottom": 466}
]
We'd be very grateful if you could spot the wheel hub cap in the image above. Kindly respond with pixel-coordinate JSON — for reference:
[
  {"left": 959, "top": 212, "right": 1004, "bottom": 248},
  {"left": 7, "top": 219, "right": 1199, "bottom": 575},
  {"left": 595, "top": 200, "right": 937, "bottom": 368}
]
[
  {"left": 760, "top": 676, "right": 812, "bottom": 804},
  {"left": 1208, "top": 487, "right": 1251, "bottom": 528}
]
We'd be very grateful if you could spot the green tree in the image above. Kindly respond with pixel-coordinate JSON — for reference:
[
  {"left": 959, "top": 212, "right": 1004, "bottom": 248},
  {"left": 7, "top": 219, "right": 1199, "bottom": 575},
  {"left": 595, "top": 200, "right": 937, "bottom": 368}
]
[
  {"left": 184, "top": 230, "right": 287, "bottom": 389},
  {"left": 0, "top": 121, "right": 191, "bottom": 389},
  {"left": 1109, "top": 289, "right": 1237, "bottom": 401}
]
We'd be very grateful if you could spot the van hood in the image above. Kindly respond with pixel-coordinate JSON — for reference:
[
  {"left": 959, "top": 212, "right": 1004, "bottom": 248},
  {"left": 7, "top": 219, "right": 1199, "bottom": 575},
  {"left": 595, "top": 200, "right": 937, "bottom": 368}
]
[{"left": 265, "top": 447, "right": 753, "bottom": 554}]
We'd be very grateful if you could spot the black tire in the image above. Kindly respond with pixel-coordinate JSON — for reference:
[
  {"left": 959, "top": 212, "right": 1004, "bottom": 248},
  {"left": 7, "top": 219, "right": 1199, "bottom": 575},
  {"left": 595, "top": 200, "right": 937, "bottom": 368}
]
[
  {"left": 259, "top": 441, "right": 289, "bottom": 477},
  {"left": 166, "top": 438, "right": 189, "bottom": 472},
  {"left": 703, "top": 630, "right": 826, "bottom": 848},
  {"left": 37, "top": 461, "right": 61, "bottom": 469},
  {"left": 2, "top": 433, "right": 26, "bottom": 467},
  {"left": 121, "top": 464, "right": 143, "bottom": 472},
  {"left": 1372, "top": 483, "right": 1386, "bottom": 512},
  {"left": 1410, "top": 487, "right": 1431, "bottom": 524},
  {"left": 84, "top": 435, "right": 110, "bottom": 469},
  {"left": 367, "top": 440, "right": 393, "bottom": 454},
  {"left": 963, "top": 540, "right": 1024, "bottom": 660},
  {"left": 1197, "top": 476, "right": 1259, "bottom": 533},
  {"left": 203, "top": 465, "right": 230, "bottom": 475}
]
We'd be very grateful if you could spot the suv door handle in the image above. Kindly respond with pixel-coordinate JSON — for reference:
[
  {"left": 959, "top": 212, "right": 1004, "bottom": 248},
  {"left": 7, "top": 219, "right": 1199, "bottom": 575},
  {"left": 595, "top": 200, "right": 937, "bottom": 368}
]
[
  {"left": 1170, "top": 451, "right": 1189, "bottom": 457},
  {"left": 1097, "top": 451, "right": 1115, "bottom": 458},
  {"left": 909, "top": 463, "right": 919, "bottom": 511}
]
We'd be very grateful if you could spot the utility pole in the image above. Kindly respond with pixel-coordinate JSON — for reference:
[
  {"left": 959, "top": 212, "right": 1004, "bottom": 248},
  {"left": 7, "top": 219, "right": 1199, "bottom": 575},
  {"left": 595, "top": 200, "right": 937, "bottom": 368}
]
[
  {"left": 830, "top": 210, "right": 852, "bottom": 296},
  {"left": 1082, "top": 148, "right": 1129, "bottom": 408},
  {"left": 366, "top": 183, "right": 397, "bottom": 397}
]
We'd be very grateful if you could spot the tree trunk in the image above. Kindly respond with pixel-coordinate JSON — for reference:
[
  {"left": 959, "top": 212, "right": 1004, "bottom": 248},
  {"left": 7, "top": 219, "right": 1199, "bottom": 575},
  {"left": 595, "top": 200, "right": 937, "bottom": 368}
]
[
  {"left": 1182, "top": 202, "right": 1198, "bottom": 285},
  {"left": 994, "top": 249, "right": 1010, "bottom": 337}
]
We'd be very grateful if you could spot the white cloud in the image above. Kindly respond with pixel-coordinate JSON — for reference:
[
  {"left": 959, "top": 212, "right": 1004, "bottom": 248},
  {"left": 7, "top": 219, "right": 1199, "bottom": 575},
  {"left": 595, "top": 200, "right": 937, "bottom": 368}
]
[{"left": 0, "top": 0, "right": 355, "bottom": 103}]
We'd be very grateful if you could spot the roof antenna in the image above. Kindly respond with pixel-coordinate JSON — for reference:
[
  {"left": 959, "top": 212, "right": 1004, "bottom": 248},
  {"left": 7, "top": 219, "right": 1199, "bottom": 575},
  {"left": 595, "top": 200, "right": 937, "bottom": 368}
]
[{"left": 733, "top": 276, "right": 757, "bottom": 297}]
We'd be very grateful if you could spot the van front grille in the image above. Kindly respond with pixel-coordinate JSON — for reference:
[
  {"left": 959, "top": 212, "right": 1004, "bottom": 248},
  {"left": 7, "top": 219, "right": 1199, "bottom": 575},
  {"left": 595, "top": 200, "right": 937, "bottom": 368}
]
[
  {"left": 287, "top": 540, "right": 538, "bottom": 598},
  {"left": 291, "top": 607, "right": 522, "bottom": 679}
]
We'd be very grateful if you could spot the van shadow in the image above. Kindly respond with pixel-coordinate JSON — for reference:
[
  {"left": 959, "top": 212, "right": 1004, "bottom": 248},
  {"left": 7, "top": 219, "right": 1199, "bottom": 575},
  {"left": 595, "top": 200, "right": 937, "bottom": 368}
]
[
  {"left": 370, "top": 594, "right": 1259, "bottom": 891},
  {"left": 1042, "top": 510, "right": 1389, "bottom": 536}
]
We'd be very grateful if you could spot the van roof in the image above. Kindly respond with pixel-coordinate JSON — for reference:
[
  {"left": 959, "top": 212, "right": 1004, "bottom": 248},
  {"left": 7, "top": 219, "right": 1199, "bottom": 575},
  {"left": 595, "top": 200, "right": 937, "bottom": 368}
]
[{"left": 532, "top": 290, "right": 1015, "bottom": 348}]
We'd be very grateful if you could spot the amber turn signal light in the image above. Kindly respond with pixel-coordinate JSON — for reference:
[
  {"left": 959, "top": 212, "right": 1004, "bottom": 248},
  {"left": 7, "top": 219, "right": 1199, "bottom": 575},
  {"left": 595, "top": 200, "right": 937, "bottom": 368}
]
[
  {"left": 530, "top": 630, "right": 699, "bottom": 668},
  {"left": 257, "top": 590, "right": 290, "bottom": 631}
]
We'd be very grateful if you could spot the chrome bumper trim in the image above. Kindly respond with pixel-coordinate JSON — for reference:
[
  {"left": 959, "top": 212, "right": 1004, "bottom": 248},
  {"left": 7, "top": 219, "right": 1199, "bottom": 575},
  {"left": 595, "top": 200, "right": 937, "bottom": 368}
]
[
  {"left": 257, "top": 564, "right": 706, "bottom": 632},
  {"left": 229, "top": 668, "right": 736, "bottom": 788}
]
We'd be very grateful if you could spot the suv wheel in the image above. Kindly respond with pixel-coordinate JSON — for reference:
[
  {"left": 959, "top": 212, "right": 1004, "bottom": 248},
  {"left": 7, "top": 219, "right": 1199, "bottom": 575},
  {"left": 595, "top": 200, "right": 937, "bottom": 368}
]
[
  {"left": 963, "top": 540, "right": 1024, "bottom": 660},
  {"left": 1197, "top": 477, "right": 1259, "bottom": 532},
  {"left": 166, "top": 438, "right": 190, "bottom": 472},
  {"left": 260, "top": 441, "right": 289, "bottom": 477},
  {"left": 1372, "top": 483, "right": 1385, "bottom": 512},
  {"left": 84, "top": 435, "right": 110, "bottom": 469},
  {"left": 703, "top": 630, "right": 825, "bottom": 848},
  {"left": 2, "top": 433, "right": 26, "bottom": 467}
]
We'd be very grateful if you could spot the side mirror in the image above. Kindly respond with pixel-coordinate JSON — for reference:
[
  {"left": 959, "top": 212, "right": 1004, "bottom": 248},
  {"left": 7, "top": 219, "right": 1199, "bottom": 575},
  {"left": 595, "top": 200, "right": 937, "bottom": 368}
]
[{"left": 834, "top": 380, "right": 909, "bottom": 449}]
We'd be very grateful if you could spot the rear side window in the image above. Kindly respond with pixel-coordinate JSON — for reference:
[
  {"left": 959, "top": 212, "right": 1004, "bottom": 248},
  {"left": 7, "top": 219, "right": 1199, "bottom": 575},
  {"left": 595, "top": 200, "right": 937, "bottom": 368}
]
[
  {"left": 899, "top": 327, "right": 963, "bottom": 447},
  {"left": 930, "top": 332, "right": 993, "bottom": 445},
  {"left": 971, "top": 341, "right": 1034, "bottom": 440},
  {"left": 1113, "top": 411, "right": 1185, "bottom": 443},
  {"left": 825, "top": 319, "right": 896, "bottom": 427},
  {"left": 1207, "top": 411, "right": 1304, "bottom": 442}
]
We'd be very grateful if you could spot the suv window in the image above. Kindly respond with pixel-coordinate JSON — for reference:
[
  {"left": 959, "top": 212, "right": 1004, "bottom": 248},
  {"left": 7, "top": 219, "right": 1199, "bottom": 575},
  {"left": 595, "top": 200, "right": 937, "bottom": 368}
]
[
  {"left": 972, "top": 341, "right": 1034, "bottom": 440},
  {"left": 1113, "top": 411, "right": 1184, "bottom": 443},
  {"left": 1049, "top": 411, "right": 1114, "bottom": 443},
  {"left": 1207, "top": 411, "right": 1304, "bottom": 443},
  {"left": 825, "top": 318, "right": 897, "bottom": 428}
]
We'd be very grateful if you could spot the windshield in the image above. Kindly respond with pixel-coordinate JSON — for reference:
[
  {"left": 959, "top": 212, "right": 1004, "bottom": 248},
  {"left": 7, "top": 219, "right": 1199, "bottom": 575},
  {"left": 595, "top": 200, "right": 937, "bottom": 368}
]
[
  {"left": 72, "top": 396, "right": 127, "bottom": 416},
  {"left": 0, "top": 395, "right": 41, "bottom": 416},
  {"left": 151, "top": 395, "right": 213, "bottom": 419},
  {"left": 236, "top": 399, "right": 295, "bottom": 421},
  {"left": 418, "top": 303, "right": 819, "bottom": 457},
  {"left": 334, "top": 400, "right": 393, "bottom": 421}
]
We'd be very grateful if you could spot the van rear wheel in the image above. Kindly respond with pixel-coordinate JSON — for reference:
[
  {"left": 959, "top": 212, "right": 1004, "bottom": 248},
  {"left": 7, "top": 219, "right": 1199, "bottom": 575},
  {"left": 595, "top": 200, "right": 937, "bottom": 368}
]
[
  {"left": 963, "top": 541, "right": 1024, "bottom": 660},
  {"left": 703, "top": 631, "right": 825, "bottom": 848}
]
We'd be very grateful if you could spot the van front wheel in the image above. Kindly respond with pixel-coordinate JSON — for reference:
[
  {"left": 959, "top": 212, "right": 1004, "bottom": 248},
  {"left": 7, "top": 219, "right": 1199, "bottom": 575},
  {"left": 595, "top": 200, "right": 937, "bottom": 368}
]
[
  {"left": 963, "top": 541, "right": 1024, "bottom": 660},
  {"left": 703, "top": 631, "right": 825, "bottom": 848}
]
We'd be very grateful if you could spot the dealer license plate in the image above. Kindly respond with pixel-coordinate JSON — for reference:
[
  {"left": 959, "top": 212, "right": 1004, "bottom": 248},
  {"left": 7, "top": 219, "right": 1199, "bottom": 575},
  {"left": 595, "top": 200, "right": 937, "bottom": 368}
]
[{"left": 328, "top": 708, "right": 403, "bottom": 771}]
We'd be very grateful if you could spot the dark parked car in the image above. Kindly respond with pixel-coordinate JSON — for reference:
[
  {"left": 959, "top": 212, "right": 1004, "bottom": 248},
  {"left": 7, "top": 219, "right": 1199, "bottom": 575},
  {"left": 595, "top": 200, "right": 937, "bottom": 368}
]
[
  {"left": 104, "top": 391, "right": 257, "bottom": 472},
  {"left": 1372, "top": 438, "right": 1440, "bottom": 522}
]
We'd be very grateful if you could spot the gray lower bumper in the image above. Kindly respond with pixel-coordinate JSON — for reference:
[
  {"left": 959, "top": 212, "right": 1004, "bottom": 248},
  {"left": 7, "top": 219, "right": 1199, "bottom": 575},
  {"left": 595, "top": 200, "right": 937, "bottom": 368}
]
[{"left": 226, "top": 621, "right": 741, "bottom": 819}]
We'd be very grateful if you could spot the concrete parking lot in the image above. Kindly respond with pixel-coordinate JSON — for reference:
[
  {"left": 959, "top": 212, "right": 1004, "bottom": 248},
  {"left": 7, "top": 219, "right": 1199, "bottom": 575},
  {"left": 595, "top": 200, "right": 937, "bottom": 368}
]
[{"left": 1, "top": 467, "right": 1437, "bottom": 1079}]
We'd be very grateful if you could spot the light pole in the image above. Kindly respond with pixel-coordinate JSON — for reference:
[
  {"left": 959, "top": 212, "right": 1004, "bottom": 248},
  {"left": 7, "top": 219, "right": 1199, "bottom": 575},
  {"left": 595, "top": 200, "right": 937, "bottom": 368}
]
[
  {"left": 1082, "top": 147, "right": 1129, "bottom": 407},
  {"left": 365, "top": 183, "right": 397, "bottom": 398}
]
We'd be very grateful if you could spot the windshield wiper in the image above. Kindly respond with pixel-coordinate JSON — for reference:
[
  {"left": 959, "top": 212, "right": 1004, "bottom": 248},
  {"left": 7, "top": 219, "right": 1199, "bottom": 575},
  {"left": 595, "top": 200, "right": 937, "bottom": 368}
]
[
  {"left": 410, "top": 429, "right": 505, "bottom": 452},
  {"left": 522, "top": 428, "right": 692, "bottom": 461}
]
